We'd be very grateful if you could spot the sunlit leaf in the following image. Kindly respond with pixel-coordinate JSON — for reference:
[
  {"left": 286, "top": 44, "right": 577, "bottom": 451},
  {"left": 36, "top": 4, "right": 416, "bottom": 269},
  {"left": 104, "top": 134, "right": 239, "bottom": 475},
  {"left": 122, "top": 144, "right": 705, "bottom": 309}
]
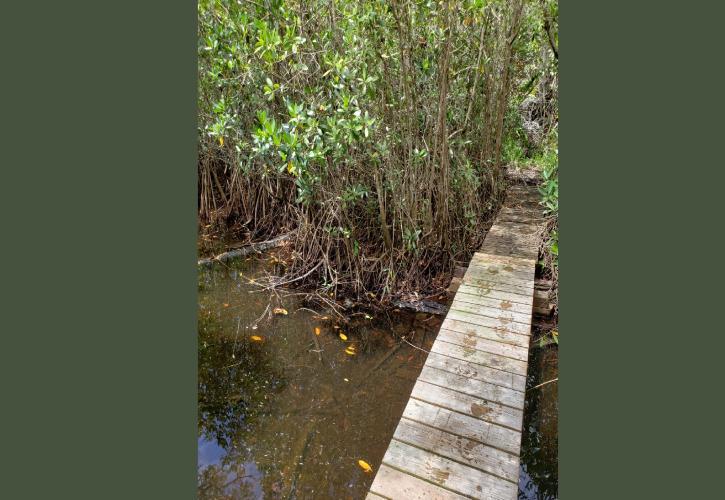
[
  {"left": 250, "top": 335, "right": 263, "bottom": 342},
  {"left": 344, "top": 347, "right": 356, "bottom": 356},
  {"left": 339, "top": 332, "right": 348, "bottom": 341},
  {"left": 223, "top": 303, "right": 229, "bottom": 307},
  {"left": 273, "top": 307, "right": 288, "bottom": 315},
  {"left": 358, "top": 460, "right": 373, "bottom": 473},
  {"left": 314, "top": 327, "right": 321, "bottom": 335}
]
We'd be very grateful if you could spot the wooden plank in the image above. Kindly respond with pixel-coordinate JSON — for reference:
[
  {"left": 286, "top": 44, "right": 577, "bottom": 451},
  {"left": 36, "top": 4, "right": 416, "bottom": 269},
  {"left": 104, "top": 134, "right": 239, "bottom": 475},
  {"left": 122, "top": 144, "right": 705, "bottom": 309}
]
[
  {"left": 366, "top": 492, "right": 388, "bottom": 500},
  {"left": 471, "top": 252, "right": 536, "bottom": 269},
  {"left": 403, "top": 398, "right": 522, "bottom": 456},
  {"left": 482, "top": 234, "right": 539, "bottom": 254},
  {"left": 382, "top": 440, "right": 517, "bottom": 500},
  {"left": 369, "top": 464, "right": 466, "bottom": 500},
  {"left": 488, "top": 223, "right": 540, "bottom": 237},
  {"left": 497, "top": 212, "right": 545, "bottom": 224},
  {"left": 469, "top": 254, "right": 536, "bottom": 279},
  {"left": 430, "top": 339, "right": 528, "bottom": 376},
  {"left": 497, "top": 206, "right": 544, "bottom": 218},
  {"left": 486, "top": 226, "right": 540, "bottom": 243},
  {"left": 464, "top": 269, "right": 534, "bottom": 287},
  {"left": 461, "top": 276, "right": 534, "bottom": 295},
  {"left": 456, "top": 284, "right": 533, "bottom": 307},
  {"left": 411, "top": 379, "right": 523, "bottom": 431},
  {"left": 445, "top": 309, "right": 531, "bottom": 335},
  {"left": 463, "top": 269, "right": 535, "bottom": 290},
  {"left": 394, "top": 418, "right": 519, "bottom": 482},
  {"left": 485, "top": 226, "right": 540, "bottom": 243},
  {"left": 424, "top": 351, "right": 526, "bottom": 392},
  {"left": 436, "top": 328, "right": 529, "bottom": 362},
  {"left": 452, "top": 290, "right": 533, "bottom": 315},
  {"left": 418, "top": 365, "right": 526, "bottom": 409},
  {"left": 441, "top": 318, "right": 529, "bottom": 348},
  {"left": 482, "top": 239, "right": 539, "bottom": 257},
  {"left": 450, "top": 299, "right": 532, "bottom": 325}
]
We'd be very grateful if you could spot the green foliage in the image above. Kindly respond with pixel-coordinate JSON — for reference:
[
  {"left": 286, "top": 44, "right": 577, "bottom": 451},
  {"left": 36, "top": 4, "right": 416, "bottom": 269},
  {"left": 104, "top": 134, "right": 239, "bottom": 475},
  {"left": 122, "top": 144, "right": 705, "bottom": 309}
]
[
  {"left": 198, "top": 0, "right": 559, "bottom": 296},
  {"left": 538, "top": 129, "right": 558, "bottom": 268}
]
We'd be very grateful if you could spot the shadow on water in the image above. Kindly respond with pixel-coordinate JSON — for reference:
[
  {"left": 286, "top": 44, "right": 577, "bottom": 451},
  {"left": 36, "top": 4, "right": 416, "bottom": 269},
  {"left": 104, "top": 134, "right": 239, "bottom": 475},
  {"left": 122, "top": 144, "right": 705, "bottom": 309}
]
[
  {"left": 198, "top": 257, "right": 441, "bottom": 499},
  {"left": 519, "top": 342, "right": 559, "bottom": 499}
]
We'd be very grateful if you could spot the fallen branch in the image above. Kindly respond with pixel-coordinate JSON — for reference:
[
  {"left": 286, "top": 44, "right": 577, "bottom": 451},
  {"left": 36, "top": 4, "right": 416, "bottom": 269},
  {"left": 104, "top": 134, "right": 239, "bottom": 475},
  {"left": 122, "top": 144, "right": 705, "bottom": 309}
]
[
  {"left": 198, "top": 233, "right": 291, "bottom": 267},
  {"left": 393, "top": 300, "right": 448, "bottom": 316},
  {"left": 529, "top": 377, "right": 558, "bottom": 391}
]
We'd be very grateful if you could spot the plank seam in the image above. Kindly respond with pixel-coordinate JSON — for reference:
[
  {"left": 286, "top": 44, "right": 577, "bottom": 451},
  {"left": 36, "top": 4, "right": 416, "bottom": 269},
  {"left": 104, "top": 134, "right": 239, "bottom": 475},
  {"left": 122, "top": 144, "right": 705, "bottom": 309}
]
[
  {"left": 399, "top": 414, "right": 521, "bottom": 459},
  {"left": 377, "top": 456, "right": 478, "bottom": 500},
  {"left": 387, "top": 434, "right": 520, "bottom": 487}
]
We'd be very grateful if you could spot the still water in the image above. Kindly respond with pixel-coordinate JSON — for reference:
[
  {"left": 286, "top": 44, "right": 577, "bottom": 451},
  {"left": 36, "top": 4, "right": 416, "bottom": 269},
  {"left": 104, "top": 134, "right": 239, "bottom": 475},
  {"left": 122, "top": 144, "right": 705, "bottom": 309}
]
[
  {"left": 198, "top": 257, "right": 440, "bottom": 499},
  {"left": 198, "top": 256, "right": 558, "bottom": 499},
  {"left": 519, "top": 341, "right": 559, "bottom": 499}
]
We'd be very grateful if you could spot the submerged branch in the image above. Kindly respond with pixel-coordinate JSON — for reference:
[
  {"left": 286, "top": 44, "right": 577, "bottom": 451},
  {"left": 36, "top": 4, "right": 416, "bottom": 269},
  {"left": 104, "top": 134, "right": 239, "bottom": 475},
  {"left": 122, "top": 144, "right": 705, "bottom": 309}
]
[{"left": 198, "top": 233, "right": 292, "bottom": 267}]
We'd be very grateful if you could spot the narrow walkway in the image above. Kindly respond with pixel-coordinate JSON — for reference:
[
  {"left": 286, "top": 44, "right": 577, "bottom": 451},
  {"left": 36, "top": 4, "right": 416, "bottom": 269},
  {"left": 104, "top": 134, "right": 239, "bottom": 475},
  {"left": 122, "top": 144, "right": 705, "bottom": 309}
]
[{"left": 367, "top": 184, "right": 544, "bottom": 499}]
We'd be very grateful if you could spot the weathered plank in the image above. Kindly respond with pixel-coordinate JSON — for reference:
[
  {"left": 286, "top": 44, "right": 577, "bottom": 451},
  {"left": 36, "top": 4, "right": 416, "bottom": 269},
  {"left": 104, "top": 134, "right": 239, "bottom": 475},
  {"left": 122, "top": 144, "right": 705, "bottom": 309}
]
[
  {"left": 445, "top": 309, "right": 531, "bottom": 335},
  {"left": 424, "top": 351, "right": 526, "bottom": 391},
  {"left": 430, "top": 339, "right": 528, "bottom": 376},
  {"left": 411, "top": 380, "right": 524, "bottom": 430},
  {"left": 460, "top": 277, "right": 535, "bottom": 296},
  {"left": 462, "top": 273, "right": 534, "bottom": 292},
  {"left": 369, "top": 464, "right": 466, "bottom": 500},
  {"left": 394, "top": 418, "right": 519, "bottom": 482},
  {"left": 452, "top": 290, "right": 533, "bottom": 314},
  {"left": 436, "top": 328, "right": 529, "bottom": 362},
  {"left": 441, "top": 317, "right": 529, "bottom": 348},
  {"left": 455, "top": 284, "right": 533, "bottom": 307},
  {"left": 366, "top": 492, "right": 388, "bottom": 500},
  {"left": 381, "top": 440, "right": 517, "bottom": 499},
  {"left": 470, "top": 253, "right": 536, "bottom": 270},
  {"left": 418, "top": 365, "right": 526, "bottom": 408},
  {"left": 403, "top": 398, "right": 522, "bottom": 455},
  {"left": 450, "top": 299, "right": 533, "bottom": 325}
]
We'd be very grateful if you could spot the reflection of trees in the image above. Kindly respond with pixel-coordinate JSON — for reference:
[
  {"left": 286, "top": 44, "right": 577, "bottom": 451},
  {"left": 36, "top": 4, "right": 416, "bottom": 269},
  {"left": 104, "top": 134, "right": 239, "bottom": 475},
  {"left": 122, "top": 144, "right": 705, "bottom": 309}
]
[
  {"left": 197, "top": 306, "right": 286, "bottom": 499},
  {"left": 519, "top": 347, "right": 558, "bottom": 500},
  {"left": 198, "top": 463, "right": 254, "bottom": 500}
]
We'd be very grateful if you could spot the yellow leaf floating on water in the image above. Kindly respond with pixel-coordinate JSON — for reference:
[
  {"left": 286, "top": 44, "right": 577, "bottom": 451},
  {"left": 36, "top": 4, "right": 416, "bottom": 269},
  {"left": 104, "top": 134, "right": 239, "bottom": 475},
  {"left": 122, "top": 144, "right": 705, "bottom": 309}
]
[
  {"left": 250, "top": 335, "right": 263, "bottom": 342},
  {"left": 273, "top": 307, "right": 288, "bottom": 315},
  {"left": 358, "top": 460, "right": 373, "bottom": 473},
  {"left": 314, "top": 327, "right": 321, "bottom": 336},
  {"left": 339, "top": 332, "right": 348, "bottom": 341}
]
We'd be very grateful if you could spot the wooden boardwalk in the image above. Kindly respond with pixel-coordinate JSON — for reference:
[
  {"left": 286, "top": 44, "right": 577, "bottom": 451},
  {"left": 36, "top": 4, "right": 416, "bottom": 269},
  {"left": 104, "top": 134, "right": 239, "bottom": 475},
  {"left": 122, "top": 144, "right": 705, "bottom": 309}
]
[{"left": 368, "top": 184, "right": 544, "bottom": 499}]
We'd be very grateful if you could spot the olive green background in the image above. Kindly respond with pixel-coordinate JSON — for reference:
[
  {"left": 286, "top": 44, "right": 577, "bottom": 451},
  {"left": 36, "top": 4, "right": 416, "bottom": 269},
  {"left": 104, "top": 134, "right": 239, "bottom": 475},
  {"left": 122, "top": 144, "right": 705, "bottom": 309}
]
[
  {"left": 2, "top": 1, "right": 724, "bottom": 498},
  {"left": 563, "top": 1, "right": 725, "bottom": 498},
  {"left": 1, "top": 1, "right": 198, "bottom": 498}
]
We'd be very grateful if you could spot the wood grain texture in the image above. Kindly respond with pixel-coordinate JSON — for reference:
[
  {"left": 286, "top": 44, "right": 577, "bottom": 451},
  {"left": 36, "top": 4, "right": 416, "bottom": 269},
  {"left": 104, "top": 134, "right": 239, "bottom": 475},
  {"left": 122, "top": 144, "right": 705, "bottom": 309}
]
[
  {"left": 381, "top": 440, "right": 517, "bottom": 499},
  {"left": 368, "top": 464, "right": 467, "bottom": 500}
]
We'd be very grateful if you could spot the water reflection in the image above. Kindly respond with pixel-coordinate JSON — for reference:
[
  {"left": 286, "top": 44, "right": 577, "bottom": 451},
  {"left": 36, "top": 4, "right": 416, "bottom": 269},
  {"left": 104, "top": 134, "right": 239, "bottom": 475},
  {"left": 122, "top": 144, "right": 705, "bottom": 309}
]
[
  {"left": 197, "top": 258, "right": 440, "bottom": 499},
  {"left": 519, "top": 344, "right": 559, "bottom": 499}
]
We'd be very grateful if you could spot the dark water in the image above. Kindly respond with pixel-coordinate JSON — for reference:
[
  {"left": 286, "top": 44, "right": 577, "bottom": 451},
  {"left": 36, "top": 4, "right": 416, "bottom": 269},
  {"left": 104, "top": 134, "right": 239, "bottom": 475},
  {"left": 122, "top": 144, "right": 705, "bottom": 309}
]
[
  {"left": 198, "top": 257, "right": 440, "bottom": 499},
  {"left": 198, "top": 256, "right": 558, "bottom": 499},
  {"left": 518, "top": 344, "right": 559, "bottom": 499}
]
